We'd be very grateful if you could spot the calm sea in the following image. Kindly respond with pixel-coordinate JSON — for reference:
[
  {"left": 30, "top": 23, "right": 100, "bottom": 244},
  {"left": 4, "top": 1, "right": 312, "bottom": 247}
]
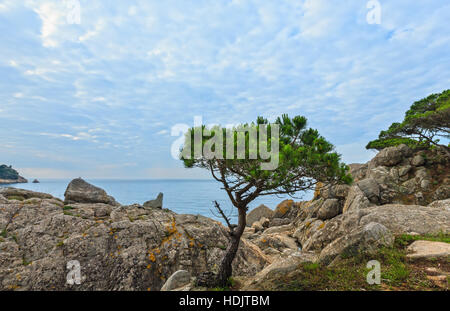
[{"left": 0, "top": 179, "right": 313, "bottom": 223}]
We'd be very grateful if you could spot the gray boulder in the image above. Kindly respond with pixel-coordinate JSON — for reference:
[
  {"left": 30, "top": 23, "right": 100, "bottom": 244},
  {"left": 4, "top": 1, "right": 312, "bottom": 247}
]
[
  {"left": 369, "top": 144, "right": 412, "bottom": 168},
  {"left": 161, "top": 270, "right": 191, "bottom": 291},
  {"left": 64, "top": 178, "right": 119, "bottom": 206},
  {"left": 357, "top": 178, "right": 380, "bottom": 203},
  {"left": 143, "top": 192, "right": 163, "bottom": 209},
  {"left": 317, "top": 199, "right": 340, "bottom": 220},
  {"left": 246, "top": 204, "right": 273, "bottom": 227},
  {"left": 342, "top": 185, "right": 371, "bottom": 213},
  {"left": 411, "top": 154, "right": 425, "bottom": 166}
]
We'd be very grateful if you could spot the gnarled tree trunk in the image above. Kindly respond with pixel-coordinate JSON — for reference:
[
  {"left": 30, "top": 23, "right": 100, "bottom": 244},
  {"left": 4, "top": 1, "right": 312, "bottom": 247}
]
[{"left": 216, "top": 205, "right": 246, "bottom": 287}]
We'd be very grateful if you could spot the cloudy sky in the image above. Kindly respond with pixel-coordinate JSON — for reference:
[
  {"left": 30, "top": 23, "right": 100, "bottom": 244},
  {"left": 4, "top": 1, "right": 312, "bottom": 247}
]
[{"left": 1, "top": 0, "right": 449, "bottom": 179}]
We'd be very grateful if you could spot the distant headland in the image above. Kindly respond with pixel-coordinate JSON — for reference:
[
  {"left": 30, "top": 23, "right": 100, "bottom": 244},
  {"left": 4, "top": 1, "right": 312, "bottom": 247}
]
[{"left": 0, "top": 165, "right": 28, "bottom": 185}]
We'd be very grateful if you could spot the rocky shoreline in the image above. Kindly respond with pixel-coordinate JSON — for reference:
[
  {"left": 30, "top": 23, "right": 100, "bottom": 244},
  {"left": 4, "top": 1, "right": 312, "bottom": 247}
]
[
  {"left": 0, "top": 144, "right": 449, "bottom": 291},
  {"left": 0, "top": 176, "right": 28, "bottom": 185}
]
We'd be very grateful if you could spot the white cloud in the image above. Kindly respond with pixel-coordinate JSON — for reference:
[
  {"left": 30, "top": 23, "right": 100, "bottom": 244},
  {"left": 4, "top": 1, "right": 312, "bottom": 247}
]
[
  {"left": 156, "top": 130, "right": 169, "bottom": 135},
  {"left": 31, "top": 1, "right": 67, "bottom": 47},
  {"left": 1, "top": 0, "right": 450, "bottom": 178}
]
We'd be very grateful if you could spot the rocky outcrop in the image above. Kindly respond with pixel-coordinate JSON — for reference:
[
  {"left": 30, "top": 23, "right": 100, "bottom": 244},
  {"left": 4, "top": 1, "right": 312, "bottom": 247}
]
[
  {"left": 64, "top": 178, "right": 119, "bottom": 206},
  {"left": 297, "top": 204, "right": 449, "bottom": 254},
  {"left": 32, "top": 179, "right": 40, "bottom": 184},
  {"left": 143, "top": 193, "right": 163, "bottom": 209},
  {"left": 246, "top": 204, "right": 273, "bottom": 227},
  {"left": 0, "top": 165, "right": 27, "bottom": 184},
  {"left": 0, "top": 188, "right": 269, "bottom": 291}
]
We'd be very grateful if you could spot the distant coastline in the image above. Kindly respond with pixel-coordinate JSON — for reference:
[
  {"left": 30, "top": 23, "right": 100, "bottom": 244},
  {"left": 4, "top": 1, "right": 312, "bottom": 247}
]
[
  {"left": 0, "top": 164, "right": 28, "bottom": 185},
  {"left": 0, "top": 177, "right": 28, "bottom": 185}
]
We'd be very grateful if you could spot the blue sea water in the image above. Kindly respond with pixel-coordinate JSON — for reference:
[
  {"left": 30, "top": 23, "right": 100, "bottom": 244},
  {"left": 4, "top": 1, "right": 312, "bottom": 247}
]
[{"left": 0, "top": 179, "right": 313, "bottom": 223}]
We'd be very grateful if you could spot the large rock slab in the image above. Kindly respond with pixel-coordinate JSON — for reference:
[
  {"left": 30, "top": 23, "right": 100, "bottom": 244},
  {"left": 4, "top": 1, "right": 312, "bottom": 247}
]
[
  {"left": 356, "top": 204, "right": 450, "bottom": 235},
  {"left": 318, "top": 222, "right": 394, "bottom": 266},
  {"left": 0, "top": 187, "right": 54, "bottom": 200},
  {"left": 64, "top": 178, "right": 119, "bottom": 206},
  {"left": 406, "top": 240, "right": 450, "bottom": 260},
  {"left": 0, "top": 199, "right": 269, "bottom": 290}
]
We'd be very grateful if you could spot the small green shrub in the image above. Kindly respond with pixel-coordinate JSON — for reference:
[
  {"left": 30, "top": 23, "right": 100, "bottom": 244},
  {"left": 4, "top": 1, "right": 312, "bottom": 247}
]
[{"left": 7, "top": 195, "right": 25, "bottom": 201}]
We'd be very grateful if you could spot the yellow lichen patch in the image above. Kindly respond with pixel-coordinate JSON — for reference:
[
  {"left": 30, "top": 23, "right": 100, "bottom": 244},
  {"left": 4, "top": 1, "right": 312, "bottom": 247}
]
[
  {"left": 147, "top": 288, "right": 151, "bottom": 291},
  {"left": 318, "top": 222, "right": 325, "bottom": 230},
  {"left": 305, "top": 221, "right": 312, "bottom": 228},
  {"left": 82, "top": 233, "right": 88, "bottom": 237},
  {"left": 160, "top": 218, "right": 182, "bottom": 248},
  {"left": 146, "top": 264, "right": 151, "bottom": 269},
  {"left": 7, "top": 285, "right": 20, "bottom": 290},
  {"left": 166, "top": 218, "right": 177, "bottom": 235},
  {"left": 261, "top": 239, "right": 267, "bottom": 243},
  {"left": 148, "top": 253, "right": 156, "bottom": 262},
  {"left": 189, "top": 241, "right": 194, "bottom": 247}
]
